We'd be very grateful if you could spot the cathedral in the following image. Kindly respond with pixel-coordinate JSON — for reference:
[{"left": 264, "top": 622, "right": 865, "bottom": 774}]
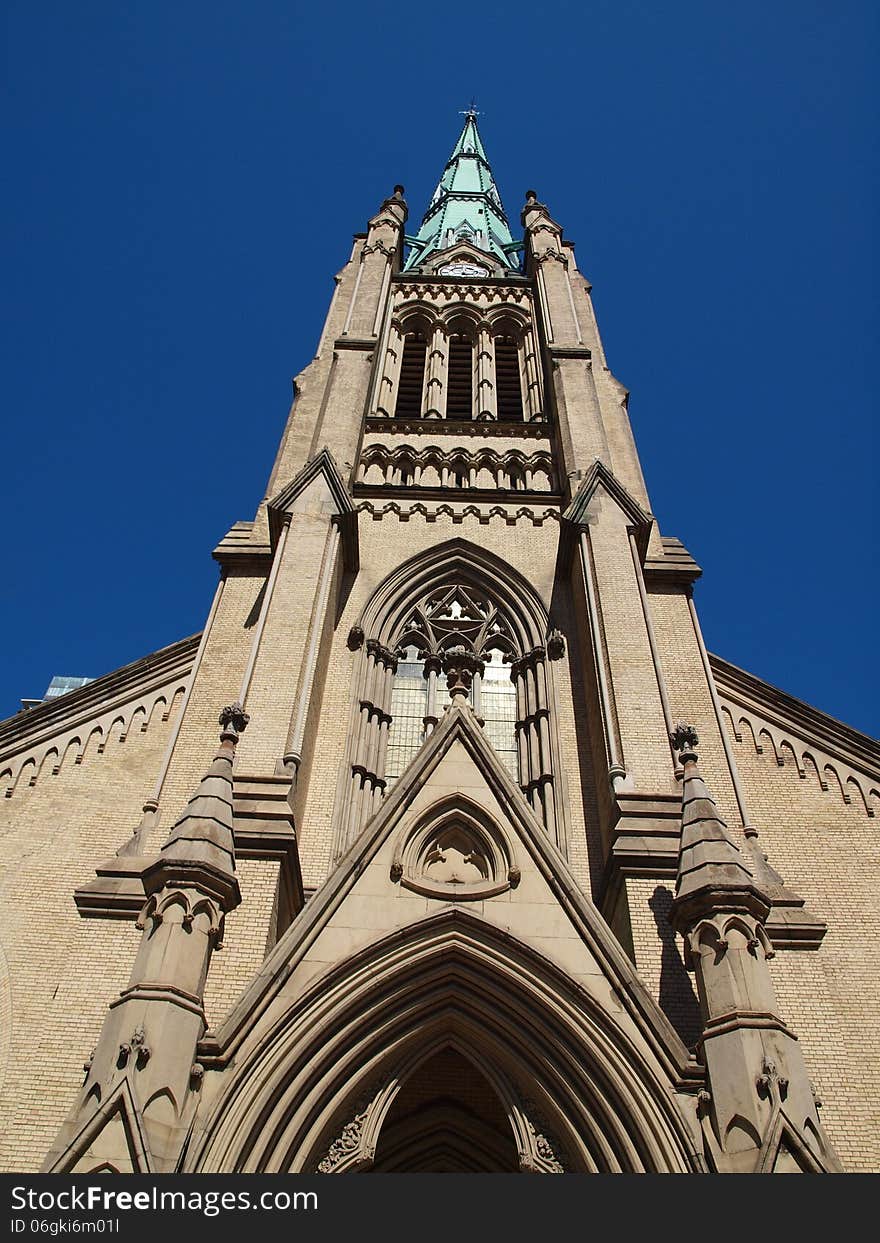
[{"left": 1, "top": 114, "right": 877, "bottom": 1174}]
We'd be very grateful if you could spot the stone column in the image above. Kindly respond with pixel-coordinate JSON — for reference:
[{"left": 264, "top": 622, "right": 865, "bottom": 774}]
[
  {"left": 375, "top": 319, "right": 404, "bottom": 419},
  {"left": 423, "top": 654, "right": 442, "bottom": 735},
  {"left": 344, "top": 641, "right": 396, "bottom": 845},
  {"left": 475, "top": 325, "right": 496, "bottom": 421},
  {"left": 511, "top": 649, "right": 557, "bottom": 838},
  {"left": 522, "top": 324, "right": 544, "bottom": 422},
  {"left": 424, "top": 324, "right": 448, "bottom": 419}
]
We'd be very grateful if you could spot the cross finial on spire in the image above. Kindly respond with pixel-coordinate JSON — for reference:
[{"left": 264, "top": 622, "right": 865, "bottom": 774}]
[
  {"left": 459, "top": 99, "right": 481, "bottom": 118},
  {"left": 403, "top": 108, "right": 515, "bottom": 273}
]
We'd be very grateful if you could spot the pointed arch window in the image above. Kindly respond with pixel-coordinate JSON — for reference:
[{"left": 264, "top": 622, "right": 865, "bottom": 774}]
[
  {"left": 394, "top": 332, "right": 427, "bottom": 419},
  {"left": 384, "top": 586, "right": 519, "bottom": 789},
  {"left": 339, "top": 550, "right": 566, "bottom": 858},
  {"left": 480, "top": 648, "right": 517, "bottom": 777},
  {"left": 446, "top": 335, "right": 474, "bottom": 419},
  {"left": 495, "top": 335, "right": 524, "bottom": 422}
]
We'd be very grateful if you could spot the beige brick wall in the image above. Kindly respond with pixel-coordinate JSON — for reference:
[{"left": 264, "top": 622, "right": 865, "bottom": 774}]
[
  {"left": 725, "top": 725, "right": 880, "bottom": 1172},
  {"left": 147, "top": 573, "right": 258, "bottom": 851},
  {"left": 203, "top": 858, "right": 280, "bottom": 1029},
  {"left": 0, "top": 700, "right": 180, "bottom": 1172},
  {"left": 649, "top": 585, "right": 740, "bottom": 825}
]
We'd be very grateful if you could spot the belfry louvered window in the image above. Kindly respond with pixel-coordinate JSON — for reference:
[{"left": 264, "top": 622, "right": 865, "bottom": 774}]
[
  {"left": 394, "top": 332, "right": 427, "bottom": 419},
  {"left": 446, "top": 335, "right": 473, "bottom": 419},
  {"left": 495, "top": 336, "right": 524, "bottom": 422}
]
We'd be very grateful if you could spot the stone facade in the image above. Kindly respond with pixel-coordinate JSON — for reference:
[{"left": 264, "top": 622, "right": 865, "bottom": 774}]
[{"left": 0, "top": 115, "right": 876, "bottom": 1173}]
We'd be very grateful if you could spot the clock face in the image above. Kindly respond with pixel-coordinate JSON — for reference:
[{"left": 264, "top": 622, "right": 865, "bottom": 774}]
[{"left": 439, "top": 261, "right": 490, "bottom": 278}]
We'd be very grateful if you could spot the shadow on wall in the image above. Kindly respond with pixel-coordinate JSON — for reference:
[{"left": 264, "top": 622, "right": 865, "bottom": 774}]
[{"left": 648, "top": 885, "right": 702, "bottom": 1049}]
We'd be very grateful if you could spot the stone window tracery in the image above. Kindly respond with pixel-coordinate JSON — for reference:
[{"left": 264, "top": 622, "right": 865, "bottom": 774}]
[
  {"left": 339, "top": 563, "right": 564, "bottom": 854},
  {"left": 385, "top": 585, "right": 519, "bottom": 786}
]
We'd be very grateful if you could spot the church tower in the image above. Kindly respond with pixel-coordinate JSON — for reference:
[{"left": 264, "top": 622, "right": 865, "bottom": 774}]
[{"left": 2, "top": 114, "right": 877, "bottom": 1174}]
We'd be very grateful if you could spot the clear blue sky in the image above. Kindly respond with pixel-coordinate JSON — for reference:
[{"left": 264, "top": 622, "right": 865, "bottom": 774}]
[{"left": 2, "top": 2, "right": 877, "bottom": 736}]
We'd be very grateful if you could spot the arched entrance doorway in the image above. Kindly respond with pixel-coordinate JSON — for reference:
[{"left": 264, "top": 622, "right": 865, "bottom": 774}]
[
  {"left": 188, "top": 910, "right": 699, "bottom": 1174},
  {"left": 370, "top": 1047, "right": 520, "bottom": 1173}
]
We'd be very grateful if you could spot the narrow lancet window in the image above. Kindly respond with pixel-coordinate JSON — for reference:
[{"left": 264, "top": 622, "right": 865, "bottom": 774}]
[
  {"left": 495, "top": 336, "right": 524, "bottom": 421},
  {"left": 480, "top": 649, "right": 518, "bottom": 779},
  {"left": 446, "top": 335, "right": 473, "bottom": 419},
  {"left": 385, "top": 645, "right": 429, "bottom": 783},
  {"left": 394, "top": 333, "right": 427, "bottom": 419}
]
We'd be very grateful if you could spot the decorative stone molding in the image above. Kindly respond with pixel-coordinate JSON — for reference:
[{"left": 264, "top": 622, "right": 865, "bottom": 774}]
[
  {"left": 535, "top": 247, "right": 568, "bottom": 267},
  {"left": 392, "top": 281, "right": 531, "bottom": 306},
  {"left": 317, "top": 1109, "right": 369, "bottom": 1173},
  {"left": 362, "top": 240, "right": 396, "bottom": 260},
  {"left": 391, "top": 798, "right": 518, "bottom": 901},
  {"left": 355, "top": 500, "right": 562, "bottom": 527},
  {"left": 521, "top": 1104, "right": 566, "bottom": 1173},
  {"left": 357, "top": 443, "right": 556, "bottom": 494},
  {"left": 0, "top": 636, "right": 195, "bottom": 799},
  {"left": 715, "top": 689, "right": 879, "bottom": 820},
  {"left": 365, "top": 416, "right": 549, "bottom": 439}
]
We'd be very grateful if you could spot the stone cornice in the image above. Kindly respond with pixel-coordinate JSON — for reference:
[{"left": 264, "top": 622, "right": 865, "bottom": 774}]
[
  {"left": 547, "top": 345, "right": 592, "bottom": 360},
  {"left": 391, "top": 273, "right": 531, "bottom": 292},
  {"left": 0, "top": 634, "right": 198, "bottom": 757},
  {"left": 710, "top": 652, "right": 880, "bottom": 781},
  {"left": 643, "top": 537, "right": 702, "bottom": 586},
  {"left": 354, "top": 483, "right": 562, "bottom": 505},
  {"left": 333, "top": 336, "right": 376, "bottom": 351},
  {"left": 365, "top": 417, "right": 550, "bottom": 439}
]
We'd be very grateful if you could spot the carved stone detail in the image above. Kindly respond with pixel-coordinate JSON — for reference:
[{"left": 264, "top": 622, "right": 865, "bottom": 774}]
[
  {"left": 441, "top": 647, "right": 485, "bottom": 699},
  {"left": 546, "top": 629, "right": 566, "bottom": 660},
  {"left": 219, "top": 703, "right": 250, "bottom": 738},
  {"left": 317, "top": 1108, "right": 369, "bottom": 1173},
  {"left": 670, "top": 722, "right": 699, "bottom": 754},
  {"left": 118, "top": 1025, "right": 150, "bottom": 1069},
  {"left": 394, "top": 801, "right": 517, "bottom": 901},
  {"left": 523, "top": 1101, "right": 566, "bottom": 1172},
  {"left": 756, "top": 1057, "right": 789, "bottom": 1106}
]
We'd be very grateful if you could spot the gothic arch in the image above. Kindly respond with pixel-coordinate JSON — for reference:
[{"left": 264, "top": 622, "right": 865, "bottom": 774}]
[
  {"left": 336, "top": 540, "right": 568, "bottom": 852},
  {"left": 362, "top": 538, "right": 547, "bottom": 651},
  {"left": 187, "top": 910, "right": 698, "bottom": 1174}
]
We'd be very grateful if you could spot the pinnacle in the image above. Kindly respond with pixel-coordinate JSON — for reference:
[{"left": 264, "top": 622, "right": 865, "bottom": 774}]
[
  {"left": 671, "top": 729, "right": 768, "bottom": 919},
  {"left": 158, "top": 705, "right": 249, "bottom": 881}
]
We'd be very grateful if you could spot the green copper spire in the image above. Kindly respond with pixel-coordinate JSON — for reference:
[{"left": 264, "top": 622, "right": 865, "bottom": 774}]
[{"left": 404, "top": 111, "right": 520, "bottom": 272}]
